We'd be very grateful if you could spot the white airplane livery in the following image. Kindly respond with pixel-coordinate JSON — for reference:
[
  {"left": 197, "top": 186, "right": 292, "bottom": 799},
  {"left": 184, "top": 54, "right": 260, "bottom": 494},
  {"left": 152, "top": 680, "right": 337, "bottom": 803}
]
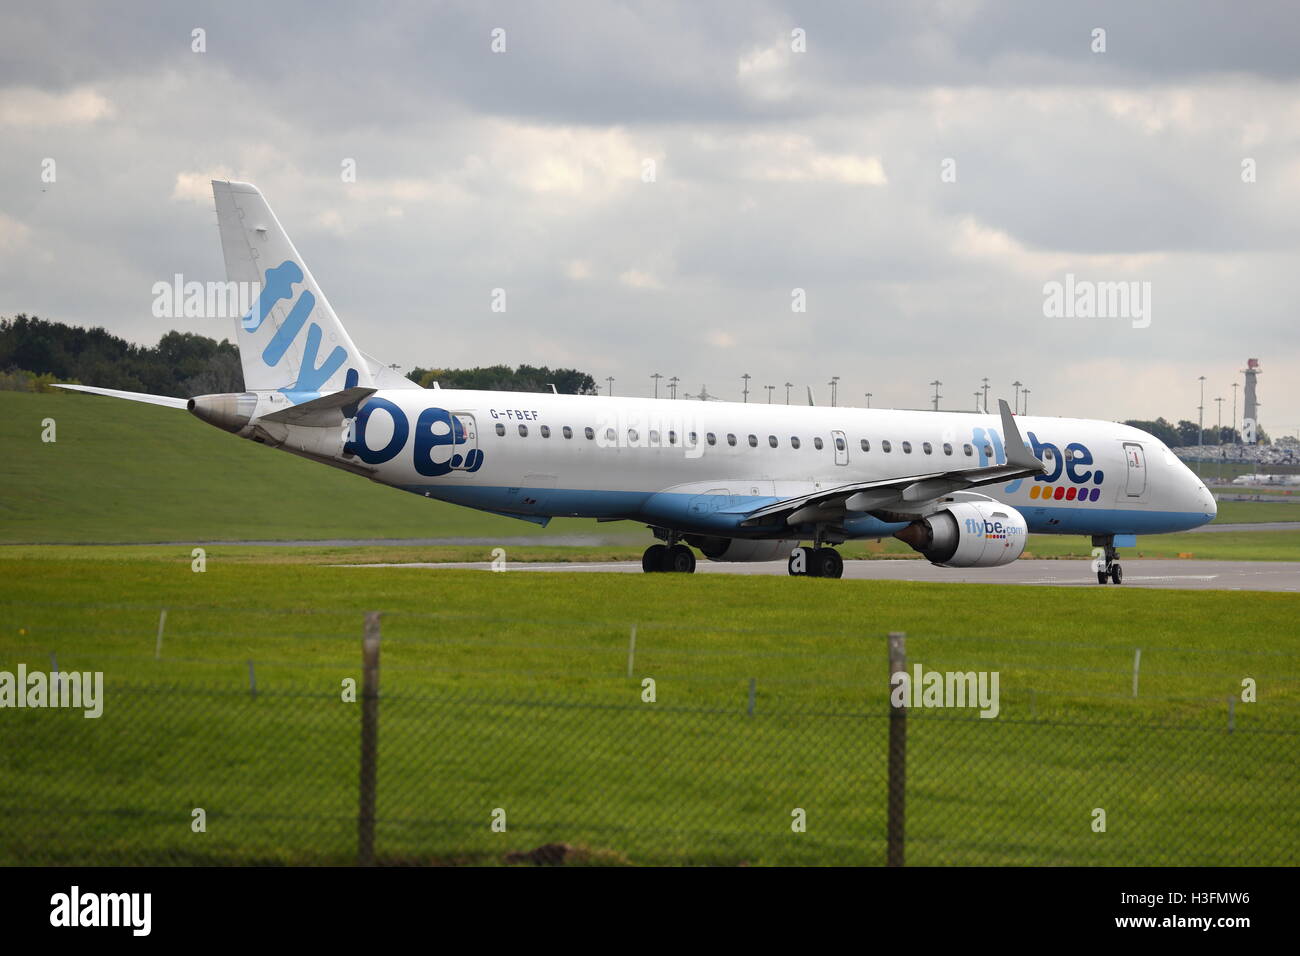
[{"left": 57, "top": 181, "right": 1218, "bottom": 583}]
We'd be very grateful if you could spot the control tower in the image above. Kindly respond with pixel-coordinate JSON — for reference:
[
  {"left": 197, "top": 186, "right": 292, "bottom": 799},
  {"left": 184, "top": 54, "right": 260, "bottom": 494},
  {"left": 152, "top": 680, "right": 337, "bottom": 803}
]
[{"left": 1242, "top": 358, "right": 1261, "bottom": 443}]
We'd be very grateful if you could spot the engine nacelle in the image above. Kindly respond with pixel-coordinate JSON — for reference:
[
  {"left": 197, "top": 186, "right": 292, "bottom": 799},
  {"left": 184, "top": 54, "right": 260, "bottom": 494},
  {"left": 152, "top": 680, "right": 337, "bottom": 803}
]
[
  {"left": 894, "top": 501, "right": 1027, "bottom": 568},
  {"left": 689, "top": 537, "right": 797, "bottom": 562}
]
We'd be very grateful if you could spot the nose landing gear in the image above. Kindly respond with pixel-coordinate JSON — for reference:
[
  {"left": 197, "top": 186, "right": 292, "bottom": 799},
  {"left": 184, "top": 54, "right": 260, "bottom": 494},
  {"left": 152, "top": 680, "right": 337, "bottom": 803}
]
[{"left": 1093, "top": 535, "right": 1123, "bottom": 585}]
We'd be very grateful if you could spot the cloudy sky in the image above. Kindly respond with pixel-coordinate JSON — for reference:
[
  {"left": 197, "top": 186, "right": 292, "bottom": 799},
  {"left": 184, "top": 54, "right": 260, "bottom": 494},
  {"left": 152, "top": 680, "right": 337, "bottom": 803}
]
[{"left": 2, "top": 0, "right": 1297, "bottom": 432}]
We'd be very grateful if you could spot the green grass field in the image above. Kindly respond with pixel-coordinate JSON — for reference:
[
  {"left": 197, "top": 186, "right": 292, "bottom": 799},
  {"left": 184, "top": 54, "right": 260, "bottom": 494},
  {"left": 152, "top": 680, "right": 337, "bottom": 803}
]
[{"left": 2, "top": 547, "right": 1297, "bottom": 865}]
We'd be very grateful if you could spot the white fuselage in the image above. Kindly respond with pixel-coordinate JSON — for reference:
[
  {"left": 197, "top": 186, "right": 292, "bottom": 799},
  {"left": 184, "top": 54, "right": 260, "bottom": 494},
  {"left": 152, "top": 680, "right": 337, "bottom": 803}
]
[{"left": 310, "top": 389, "right": 1217, "bottom": 540}]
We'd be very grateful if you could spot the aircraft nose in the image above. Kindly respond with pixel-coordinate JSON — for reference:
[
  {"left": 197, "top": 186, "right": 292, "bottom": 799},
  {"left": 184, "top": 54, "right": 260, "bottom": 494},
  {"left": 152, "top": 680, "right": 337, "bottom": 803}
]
[
  {"left": 1201, "top": 478, "right": 1218, "bottom": 522},
  {"left": 1189, "top": 472, "right": 1216, "bottom": 523}
]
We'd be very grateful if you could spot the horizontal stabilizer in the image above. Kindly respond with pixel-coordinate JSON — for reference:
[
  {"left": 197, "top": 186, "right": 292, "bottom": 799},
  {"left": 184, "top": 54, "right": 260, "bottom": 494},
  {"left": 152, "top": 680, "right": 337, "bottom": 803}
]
[
  {"left": 256, "top": 386, "right": 377, "bottom": 425},
  {"left": 51, "top": 384, "right": 188, "bottom": 408}
]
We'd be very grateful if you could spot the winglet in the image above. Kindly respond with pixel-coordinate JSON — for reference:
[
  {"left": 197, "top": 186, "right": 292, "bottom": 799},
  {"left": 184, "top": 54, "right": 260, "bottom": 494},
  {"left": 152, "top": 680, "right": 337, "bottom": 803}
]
[{"left": 998, "top": 398, "right": 1045, "bottom": 472}]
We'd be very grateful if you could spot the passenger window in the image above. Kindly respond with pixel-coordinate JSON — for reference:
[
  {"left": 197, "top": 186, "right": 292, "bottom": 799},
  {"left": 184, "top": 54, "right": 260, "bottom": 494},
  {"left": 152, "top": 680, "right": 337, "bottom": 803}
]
[
  {"left": 882, "top": 440, "right": 892, "bottom": 453},
  {"left": 584, "top": 426, "right": 594, "bottom": 440},
  {"left": 668, "top": 430, "right": 677, "bottom": 445},
  {"left": 983, "top": 444, "right": 993, "bottom": 458},
  {"left": 495, "top": 423, "right": 506, "bottom": 437},
  {"left": 860, "top": 439, "right": 870, "bottom": 452},
  {"left": 748, "top": 434, "right": 758, "bottom": 447},
  {"left": 727, "top": 434, "right": 737, "bottom": 446},
  {"left": 835, "top": 436, "right": 846, "bottom": 452},
  {"left": 605, "top": 427, "right": 616, "bottom": 442},
  {"left": 518, "top": 424, "right": 528, "bottom": 437},
  {"left": 688, "top": 431, "right": 698, "bottom": 445},
  {"left": 649, "top": 429, "right": 660, "bottom": 444},
  {"left": 943, "top": 442, "right": 953, "bottom": 455},
  {"left": 814, "top": 437, "right": 824, "bottom": 450},
  {"left": 540, "top": 425, "right": 551, "bottom": 438},
  {"left": 707, "top": 433, "right": 717, "bottom": 446},
  {"left": 628, "top": 428, "right": 639, "bottom": 443},
  {"left": 768, "top": 435, "right": 778, "bottom": 448},
  {"left": 963, "top": 443, "right": 973, "bottom": 456},
  {"left": 923, "top": 442, "right": 932, "bottom": 455},
  {"left": 791, "top": 437, "right": 801, "bottom": 449},
  {"left": 902, "top": 441, "right": 912, "bottom": 453},
  {"left": 562, "top": 425, "right": 573, "bottom": 439}
]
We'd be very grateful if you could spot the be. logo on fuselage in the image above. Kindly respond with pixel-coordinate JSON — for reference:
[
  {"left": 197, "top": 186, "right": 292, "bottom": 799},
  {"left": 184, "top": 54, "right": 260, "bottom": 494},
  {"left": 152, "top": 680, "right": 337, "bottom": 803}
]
[
  {"left": 343, "top": 399, "right": 484, "bottom": 476},
  {"left": 979, "top": 426, "right": 1104, "bottom": 500}
]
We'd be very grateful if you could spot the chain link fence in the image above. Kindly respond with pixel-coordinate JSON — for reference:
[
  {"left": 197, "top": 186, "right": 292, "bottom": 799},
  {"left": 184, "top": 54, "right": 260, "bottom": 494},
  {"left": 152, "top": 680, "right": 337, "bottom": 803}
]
[{"left": 3, "top": 622, "right": 1296, "bottom": 866}]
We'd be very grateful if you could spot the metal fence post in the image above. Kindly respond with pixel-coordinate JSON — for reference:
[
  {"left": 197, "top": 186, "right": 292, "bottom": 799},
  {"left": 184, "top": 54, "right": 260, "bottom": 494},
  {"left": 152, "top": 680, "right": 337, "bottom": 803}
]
[
  {"left": 887, "top": 631, "right": 907, "bottom": 867},
  {"left": 155, "top": 608, "right": 167, "bottom": 660},
  {"left": 358, "top": 612, "right": 381, "bottom": 866}
]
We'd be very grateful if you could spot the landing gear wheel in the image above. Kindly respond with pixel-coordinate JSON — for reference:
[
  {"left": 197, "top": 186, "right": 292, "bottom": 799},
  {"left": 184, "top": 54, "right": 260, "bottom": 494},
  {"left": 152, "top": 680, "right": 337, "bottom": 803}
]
[
  {"left": 642, "top": 544, "right": 668, "bottom": 573},
  {"left": 817, "top": 548, "right": 844, "bottom": 579},
  {"left": 788, "top": 546, "right": 810, "bottom": 576},
  {"left": 1092, "top": 536, "right": 1123, "bottom": 586},
  {"left": 667, "top": 544, "right": 696, "bottom": 574}
]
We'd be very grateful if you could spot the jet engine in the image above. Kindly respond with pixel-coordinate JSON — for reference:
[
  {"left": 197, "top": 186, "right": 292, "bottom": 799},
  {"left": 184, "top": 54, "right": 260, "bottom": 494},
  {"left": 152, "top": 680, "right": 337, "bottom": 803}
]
[
  {"left": 689, "top": 537, "right": 797, "bottom": 562},
  {"left": 893, "top": 501, "right": 1027, "bottom": 568}
]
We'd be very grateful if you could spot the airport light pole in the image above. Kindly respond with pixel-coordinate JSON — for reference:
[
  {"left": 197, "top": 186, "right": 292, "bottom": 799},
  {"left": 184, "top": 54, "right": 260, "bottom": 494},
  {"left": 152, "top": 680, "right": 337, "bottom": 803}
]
[
  {"left": 1216, "top": 396, "right": 1224, "bottom": 439},
  {"left": 651, "top": 372, "right": 662, "bottom": 399},
  {"left": 1231, "top": 382, "right": 1238, "bottom": 437},
  {"left": 930, "top": 380, "right": 942, "bottom": 412},
  {"left": 742, "top": 373, "right": 751, "bottom": 403},
  {"left": 829, "top": 376, "right": 840, "bottom": 407},
  {"left": 1198, "top": 375, "right": 1206, "bottom": 448},
  {"left": 669, "top": 376, "right": 679, "bottom": 400},
  {"left": 606, "top": 376, "right": 614, "bottom": 396},
  {"left": 981, "top": 377, "right": 990, "bottom": 413},
  {"left": 1012, "top": 380, "right": 1023, "bottom": 414},
  {"left": 865, "top": 392, "right": 872, "bottom": 408},
  {"left": 784, "top": 382, "right": 793, "bottom": 405},
  {"left": 974, "top": 391, "right": 982, "bottom": 411},
  {"left": 765, "top": 385, "right": 775, "bottom": 403},
  {"left": 1022, "top": 388, "right": 1030, "bottom": 415}
]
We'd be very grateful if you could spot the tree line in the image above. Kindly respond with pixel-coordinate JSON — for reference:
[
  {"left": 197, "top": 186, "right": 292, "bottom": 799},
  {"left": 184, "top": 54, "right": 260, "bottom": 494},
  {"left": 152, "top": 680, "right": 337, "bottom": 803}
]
[
  {"left": 1121, "top": 416, "right": 1269, "bottom": 447},
  {"left": 405, "top": 365, "right": 597, "bottom": 394},
  {"left": 0, "top": 315, "right": 598, "bottom": 398},
  {"left": 0, "top": 314, "right": 243, "bottom": 397}
]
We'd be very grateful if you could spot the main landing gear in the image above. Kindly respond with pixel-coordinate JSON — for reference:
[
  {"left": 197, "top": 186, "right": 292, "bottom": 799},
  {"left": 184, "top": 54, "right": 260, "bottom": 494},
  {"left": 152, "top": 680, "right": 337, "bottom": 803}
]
[
  {"left": 641, "top": 540, "right": 696, "bottom": 574},
  {"left": 787, "top": 546, "right": 844, "bottom": 578},
  {"left": 1093, "top": 535, "right": 1123, "bottom": 585}
]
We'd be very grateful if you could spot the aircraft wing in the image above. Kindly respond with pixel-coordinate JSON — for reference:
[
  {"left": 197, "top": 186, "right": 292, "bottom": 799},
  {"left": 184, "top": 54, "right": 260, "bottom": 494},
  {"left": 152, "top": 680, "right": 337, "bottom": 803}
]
[{"left": 741, "top": 399, "right": 1045, "bottom": 526}]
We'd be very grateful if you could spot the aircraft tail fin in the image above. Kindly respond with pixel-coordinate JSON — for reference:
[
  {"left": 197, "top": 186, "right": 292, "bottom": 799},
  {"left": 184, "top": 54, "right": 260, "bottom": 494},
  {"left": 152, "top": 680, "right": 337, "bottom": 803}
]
[{"left": 212, "top": 180, "right": 373, "bottom": 401}]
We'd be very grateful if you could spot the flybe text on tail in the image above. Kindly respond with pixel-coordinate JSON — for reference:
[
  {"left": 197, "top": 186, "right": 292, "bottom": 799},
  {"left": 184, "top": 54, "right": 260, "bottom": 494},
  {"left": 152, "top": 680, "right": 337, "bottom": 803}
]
[{"left": 243, "top": 260, "right": 352, "bottom": 401}]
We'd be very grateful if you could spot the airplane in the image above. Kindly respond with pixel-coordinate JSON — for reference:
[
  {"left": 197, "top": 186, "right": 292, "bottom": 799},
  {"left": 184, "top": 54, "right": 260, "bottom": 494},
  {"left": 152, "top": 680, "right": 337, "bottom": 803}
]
[
  {"left": 1230, "top": 473, "right": 1300, "bottom": 487},
  {"left": 55, "top": 180, "right": 1218, "bottom": 584}
]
